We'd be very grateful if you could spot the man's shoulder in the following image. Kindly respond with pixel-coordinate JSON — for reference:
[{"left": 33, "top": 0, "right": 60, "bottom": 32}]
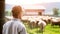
[
  {"left": 18, "top": 21, "right": 25, "bottom": 28},
  {"left": 3, "top": 20, "right": 12, "bottom": 27}
]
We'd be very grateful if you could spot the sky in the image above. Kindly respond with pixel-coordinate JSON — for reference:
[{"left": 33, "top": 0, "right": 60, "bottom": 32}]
[
  {"left": 5, "top": 0, "right": 60, "bottom": 15},
  {"left": 5, "top": 0, "right": 60, "bottom": 5}
]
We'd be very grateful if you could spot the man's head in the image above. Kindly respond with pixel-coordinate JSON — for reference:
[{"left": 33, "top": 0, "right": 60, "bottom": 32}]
[{"left": 12, "top": 6, "right": 23, "bottom": 19}]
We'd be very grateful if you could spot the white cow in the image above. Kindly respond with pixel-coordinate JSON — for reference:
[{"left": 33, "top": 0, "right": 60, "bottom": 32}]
[
  {"left": 38, "top": 19, "right": 46, "bottom": 32},
  {"left": 28, "top": 17, "right": 36, "bottom": 28}
]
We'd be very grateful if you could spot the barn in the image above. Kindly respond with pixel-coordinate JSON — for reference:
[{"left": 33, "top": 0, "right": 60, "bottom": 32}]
[
  {"left": 22, "top": 4, "right": 46, "bottom": 16},
  {"left": 21, "top": 4, "right": 46, "bottom": 20}
]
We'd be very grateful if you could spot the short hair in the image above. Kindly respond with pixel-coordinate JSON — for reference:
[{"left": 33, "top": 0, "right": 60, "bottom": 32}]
[{"left": 12, "top": 6, "right": 22, "bottom": 18}]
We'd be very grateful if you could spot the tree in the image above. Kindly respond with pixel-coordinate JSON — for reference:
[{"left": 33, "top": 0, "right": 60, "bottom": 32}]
[
  {"left": 0, "top": 0, "right": 5, "bottom": 34},
  {"left": 53, "top": 8, "right": 59, "bottom": 16}
]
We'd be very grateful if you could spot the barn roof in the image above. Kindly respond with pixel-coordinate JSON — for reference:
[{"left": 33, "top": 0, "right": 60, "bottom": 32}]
[{"left": 22, "top": 4, "right": 46, "bottom": 9}]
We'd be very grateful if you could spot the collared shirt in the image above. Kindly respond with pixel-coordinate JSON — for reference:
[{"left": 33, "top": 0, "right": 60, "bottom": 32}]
[{"left": 2, "top": 18, "right": 27, "bottom": 34}]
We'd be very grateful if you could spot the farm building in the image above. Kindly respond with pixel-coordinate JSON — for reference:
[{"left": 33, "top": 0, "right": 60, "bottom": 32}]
[
  {"left": 21, "top": 4, "right": 46, "bottom": 20},
  {"left": 22, "top": 4, "right": 46, "bottom": 16}
]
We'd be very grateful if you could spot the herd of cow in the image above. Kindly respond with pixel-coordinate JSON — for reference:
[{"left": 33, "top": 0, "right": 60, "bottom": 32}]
[
  {"left": 22, "top": 16, "right": 60, "bottom": 32},
  {"left": 5, "top": 16, "right": 60, "bottom": 32}
]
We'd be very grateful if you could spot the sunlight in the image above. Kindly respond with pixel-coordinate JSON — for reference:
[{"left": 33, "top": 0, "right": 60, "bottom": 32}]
[{"left": 5, "top": 0, "right": 60, "bottom": 5}]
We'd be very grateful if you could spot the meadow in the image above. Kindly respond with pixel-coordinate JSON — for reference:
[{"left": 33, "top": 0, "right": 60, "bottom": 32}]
[{"left": 23, "top": 21, "right": 60, "bottom": 34}]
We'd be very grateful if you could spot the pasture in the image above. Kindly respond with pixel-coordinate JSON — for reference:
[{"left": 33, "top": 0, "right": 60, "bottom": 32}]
[{"left": 23, "top": 21, "right": 60, "bottom": 34}]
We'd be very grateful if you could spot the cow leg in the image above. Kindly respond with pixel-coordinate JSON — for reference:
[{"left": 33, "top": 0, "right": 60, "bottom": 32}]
[
  {"left": 30, "top": 22, "right": 35, "bottom": 29},
  {"left": 28, "top": 21, "right": 32, "bottom": 29},
  {"left": 59, "top": 25, "right": 60, "bottom": 28},
  {"left": 39, "top": 23, "right": 43, "bottom": 32},
  {"left": 36, "top": 21, "right": 39, "bottom": 27}
]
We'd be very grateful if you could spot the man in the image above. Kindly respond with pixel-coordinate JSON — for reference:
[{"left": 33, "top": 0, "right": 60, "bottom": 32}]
[{"left": 3, "top": 6, "right": 27, "bottom": 34}]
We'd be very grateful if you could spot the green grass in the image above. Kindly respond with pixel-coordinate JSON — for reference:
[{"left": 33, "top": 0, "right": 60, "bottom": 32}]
[
  {"left": 43, "top": 24, "right": 60, "bottom": 34},
  {"left": 23, "top": 21, "right": 60, "bottom": 34}
]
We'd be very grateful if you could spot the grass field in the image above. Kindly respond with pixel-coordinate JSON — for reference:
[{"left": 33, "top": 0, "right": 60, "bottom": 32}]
[
  {"left": 43, "top": 24, "right": 60, "bottom": 34},
  {"left": 23, "top": 21, "right": 60, "bottom": 34}
]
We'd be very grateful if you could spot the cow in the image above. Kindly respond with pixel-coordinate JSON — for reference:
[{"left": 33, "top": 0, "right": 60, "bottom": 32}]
[
  {"left": 37, "top": 19, "right": 46, "bottom": 32},
  {"left": 50, "top": 17, "right": 60, "bottom": 27}
]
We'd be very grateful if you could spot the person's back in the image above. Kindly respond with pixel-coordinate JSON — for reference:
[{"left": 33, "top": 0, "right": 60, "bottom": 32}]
[
  {"left": 3, "top": 18, "right": 27, "bottom": 34},
  {"left": 3, "top": 6, "right": 27, "bottom": 34}
]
